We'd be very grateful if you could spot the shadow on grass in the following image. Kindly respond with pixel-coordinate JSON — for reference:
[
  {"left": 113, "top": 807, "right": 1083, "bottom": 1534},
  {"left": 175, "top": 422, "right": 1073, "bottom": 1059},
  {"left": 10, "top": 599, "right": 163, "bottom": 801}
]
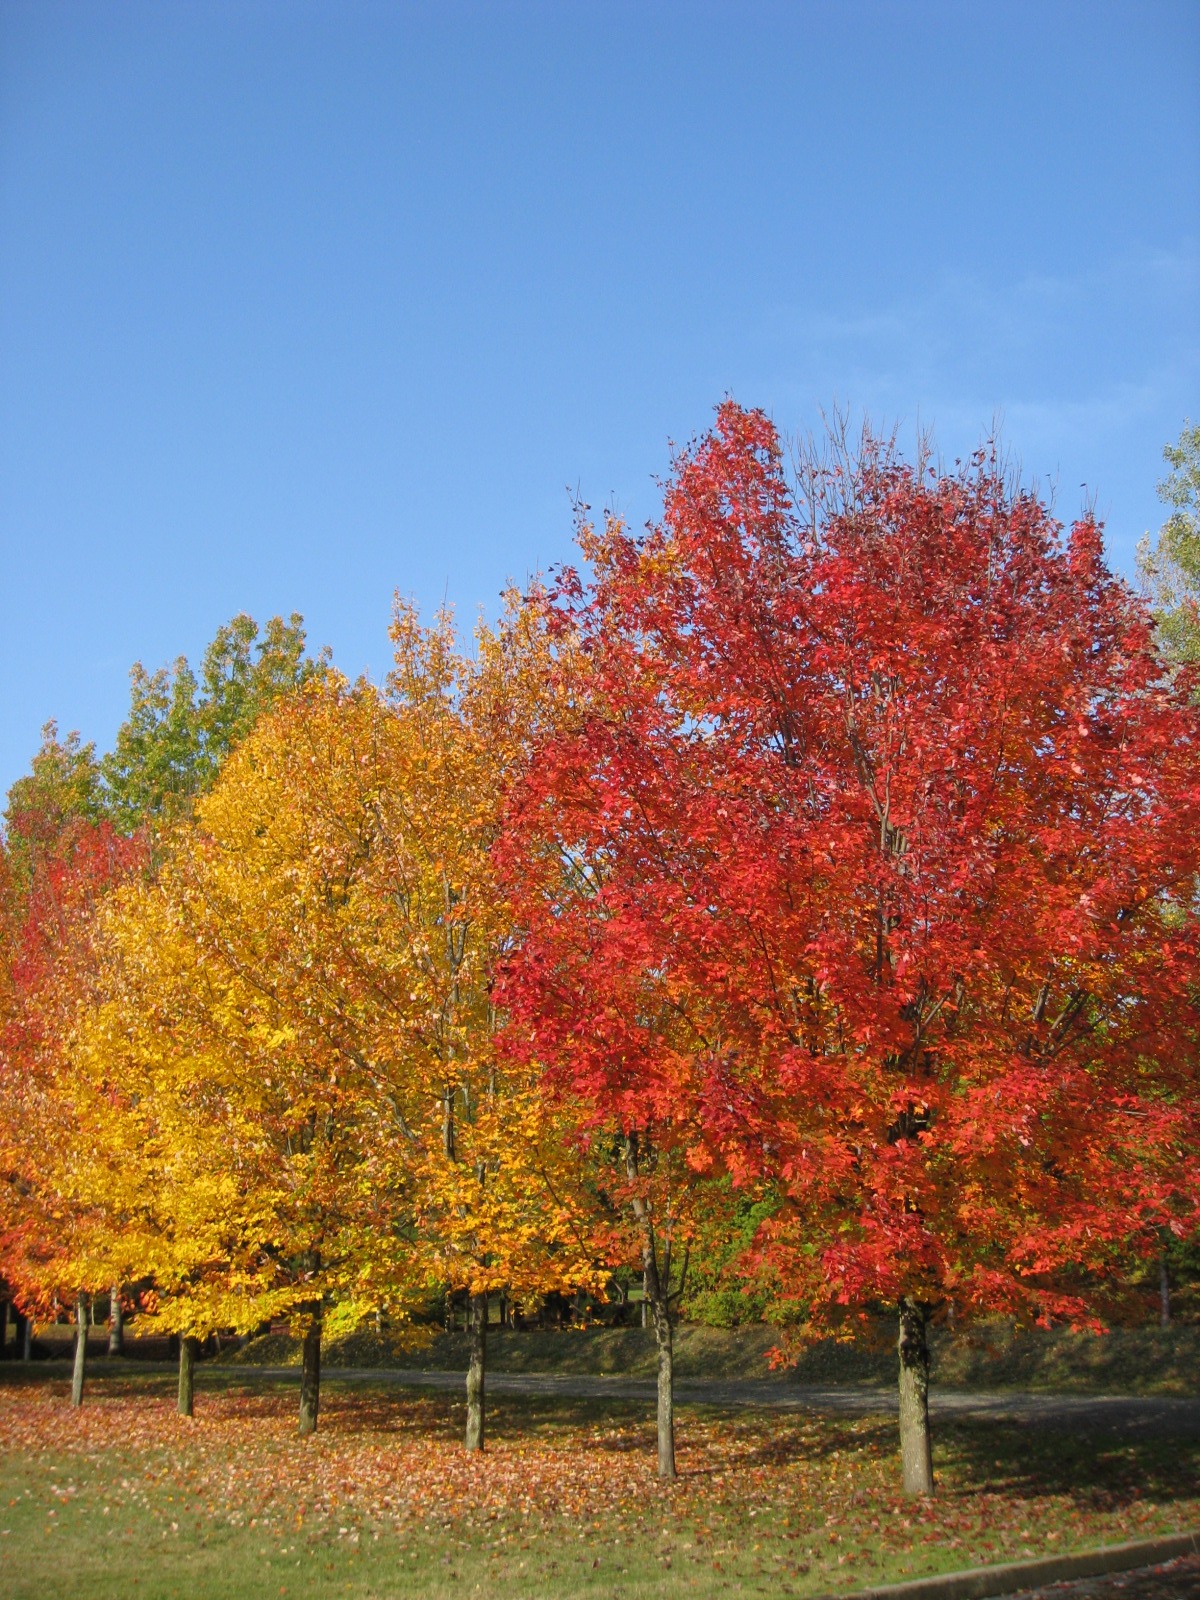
[{"left": 935, "top": 1417, "right": 1200, "bottom": 1505}]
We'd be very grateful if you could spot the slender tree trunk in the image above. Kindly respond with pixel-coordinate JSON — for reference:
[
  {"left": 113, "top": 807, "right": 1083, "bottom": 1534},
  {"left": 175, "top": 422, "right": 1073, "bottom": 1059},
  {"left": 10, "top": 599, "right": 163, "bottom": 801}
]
[
  {"left": 108, "top": 1285, "right": 124, "bottom": 1355},
  {"left": 465, "top": 1292, "right": 487, "bottom": 1451},
  {"left": 298, "top": 1303, "right": 322, "bottom": 1436},
  {"left": 651, "top": 1293, "right": 676, "bottom": 1479},
  {"left": 898, "top": 1298, "right": 934, "bottom": 1496},
  {"left": 641, "top": 1267, "right": 650, "bottom": 1328},
  {"left": 1159, "top": 1248, "right": 1171, "bottom": 1328},
  {"left": 626, "top": 1140, "right": 676, "bottom": 1480},
  {"left": 20, "top": 1312, "right": 32, "bottom": 1361},
  {"left": 0, "top": 1298, "right": 8, "bottom": 1355},
  {"left": 71, "top": 1292, "right": 88, "bottom": 1407},
  {"left": 177, "top": 1336, "right": 199, "bottom": 1416}
]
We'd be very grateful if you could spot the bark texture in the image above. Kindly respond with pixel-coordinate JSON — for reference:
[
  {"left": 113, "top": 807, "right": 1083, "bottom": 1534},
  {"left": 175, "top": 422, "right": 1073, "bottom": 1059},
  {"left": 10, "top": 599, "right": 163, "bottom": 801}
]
[
  {"left": 298, "top": 1304, "right": 322, "bottom": 1435},
  {"left": 108, "top": 1285, "right": 124, "bottom": 1355},
  {"left": 652, "top": 1296, "right": 676, "bottom": 1479},
  {"left": 177, "top": 1336, "right": 199, "bottom": 1416},
  {"left": 465, "top": 1293, "right": 487, "bottom": 1451},
  {"left": 897, "top": 1298, "right": 934, "bottom": 1496},
  {"left": 70, "top": 1292, "right": 88, "bottom": 1407}
]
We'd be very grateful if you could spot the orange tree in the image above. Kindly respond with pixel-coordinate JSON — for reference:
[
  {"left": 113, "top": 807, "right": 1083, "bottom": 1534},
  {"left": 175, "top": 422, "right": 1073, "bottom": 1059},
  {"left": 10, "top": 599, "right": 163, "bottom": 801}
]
[
  {"left": 385, "top": 599, "right": 603, "bottom": 1450},
  {"left": 498, "top": 403, "right": 1200, "bottom": 1495}
]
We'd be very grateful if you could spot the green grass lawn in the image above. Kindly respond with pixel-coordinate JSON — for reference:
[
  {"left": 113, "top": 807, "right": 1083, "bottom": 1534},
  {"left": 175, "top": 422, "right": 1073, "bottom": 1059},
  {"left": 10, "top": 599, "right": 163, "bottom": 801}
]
[{"left": 1, "top": 1369, "right": 1196, "bottom": 1600}]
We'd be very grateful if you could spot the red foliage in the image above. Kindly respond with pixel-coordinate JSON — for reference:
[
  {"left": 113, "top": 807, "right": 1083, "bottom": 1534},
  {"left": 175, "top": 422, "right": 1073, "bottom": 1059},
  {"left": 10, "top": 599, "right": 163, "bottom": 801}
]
[
  {"left": 0, "top": 816, "right": 147, "bottom": 1311},
  {"left": 499, "top": 403, "right": 1200, "bottom": 1328}
]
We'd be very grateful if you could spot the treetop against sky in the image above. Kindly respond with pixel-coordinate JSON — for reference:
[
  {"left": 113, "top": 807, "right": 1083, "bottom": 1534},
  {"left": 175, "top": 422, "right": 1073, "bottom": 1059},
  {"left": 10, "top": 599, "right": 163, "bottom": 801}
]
[{"left": 1, "top": 0, "right": 1197, "bottom": 798}]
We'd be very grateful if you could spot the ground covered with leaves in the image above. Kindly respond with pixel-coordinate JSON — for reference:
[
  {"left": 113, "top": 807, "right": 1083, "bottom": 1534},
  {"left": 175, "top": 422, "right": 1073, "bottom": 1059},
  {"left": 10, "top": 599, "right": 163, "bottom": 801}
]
[{"left": 1, "top": 1374, "right": 1197, "bottom": 1599}]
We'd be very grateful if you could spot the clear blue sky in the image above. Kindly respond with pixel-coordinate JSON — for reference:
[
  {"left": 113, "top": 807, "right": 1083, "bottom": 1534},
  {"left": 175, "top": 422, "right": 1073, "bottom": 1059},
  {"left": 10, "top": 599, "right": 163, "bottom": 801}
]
[{"left": 2, "top": 0, "right": 1197, "bottom": 799}]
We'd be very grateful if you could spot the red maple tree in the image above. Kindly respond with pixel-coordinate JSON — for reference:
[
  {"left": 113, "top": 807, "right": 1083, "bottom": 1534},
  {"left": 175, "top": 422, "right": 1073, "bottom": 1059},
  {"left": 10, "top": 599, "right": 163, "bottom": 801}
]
[
  {"left": 0, "top": 802, "right": 146, "bottom": 1393},
  {"left": 499, "top": 403, "right": 1200, "bottom": 1493}
]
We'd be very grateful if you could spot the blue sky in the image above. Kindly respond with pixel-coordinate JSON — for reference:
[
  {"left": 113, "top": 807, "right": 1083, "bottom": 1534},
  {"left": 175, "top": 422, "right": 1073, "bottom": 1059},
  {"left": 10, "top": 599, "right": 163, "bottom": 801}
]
[{"left": 2, "top": 0, "right": 1197, "bottom": 799}]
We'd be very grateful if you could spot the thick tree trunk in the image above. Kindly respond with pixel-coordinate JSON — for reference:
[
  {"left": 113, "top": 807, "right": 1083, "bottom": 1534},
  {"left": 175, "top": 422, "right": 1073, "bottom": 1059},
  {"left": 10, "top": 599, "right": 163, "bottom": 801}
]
[
  {"left": 897, "top": 1298, "right": 934, "bottom": 1496},
  {"left": 465, "top": 1292, "right": 487, "bottom": 1451},
  {"left": 71, "top": 1292, "right": 88, "bottom": 1407},
  {"left": 298, "top": 1303, "right": 322, "bottom": 1436},
  {"left": 1160, "top": 1248, "right": 1171, "bottom": 1328},
  {"left": 108, "top": 1285, "right": 124, "bottom": 1355},
  {"left": 177, "top": 1336, "right": 199, "bottom": 1416}
]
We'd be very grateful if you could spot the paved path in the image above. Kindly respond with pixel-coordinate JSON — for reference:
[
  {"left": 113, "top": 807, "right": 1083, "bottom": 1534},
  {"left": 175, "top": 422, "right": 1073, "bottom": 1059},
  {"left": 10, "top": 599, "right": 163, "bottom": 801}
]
[
  {"left": 12, "top": 1358, "right": 1199, "bottom": 1437},
  {"left": 241, "top": 1365, "right": 1200, "bottom": 1436}
]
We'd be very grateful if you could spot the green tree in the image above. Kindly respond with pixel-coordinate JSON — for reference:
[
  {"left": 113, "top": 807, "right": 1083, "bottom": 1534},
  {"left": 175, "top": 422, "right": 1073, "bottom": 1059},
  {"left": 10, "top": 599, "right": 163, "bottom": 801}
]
[
  {"left": 101, "top": 612, "right": 321, "bottom": 828},
  {"left": 1137, "top": 421, "right": 1200, "bottom": 668},
  {"left": 2, "top": 724, "right": 106, "bottom": 895}
]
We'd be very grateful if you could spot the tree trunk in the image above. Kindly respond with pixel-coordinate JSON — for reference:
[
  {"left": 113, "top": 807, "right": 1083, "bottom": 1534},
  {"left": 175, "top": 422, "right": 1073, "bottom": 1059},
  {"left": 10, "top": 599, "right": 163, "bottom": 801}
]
[
  {"left": 71, "top": 1292, "right": 88, "bottom": 1407},
  {"left": 652, "top": 1293, "right": 676, "bottom": 1479},
  {"left": 298, "top": 1303, "right": 322, "bottom": 1436},
  {"left": 898, "top": 1298, "right": 934, "bottom": 1496},
  {"left": 177, "top": 1336, "right": 199, "bottom": 1416},
  {"left": 625, "top": 1139, "right": 676, "bottom": 1480},
  {"left": 1160, "top": 1248, "right": 1171, "bottom": 1328},
  {"left": 641, "top": 1267, "right": 650, "bottom": 1328},
  {"left": 0, "top": 1298, "right": 8, "bottom": 1355},
  {"left": 465, "top": 1292, "right": 487, "bottom": 1451},
  {"left": 108, "top": 1285, "right": 124, "bottom": 1355},
  {"left": 20, "top": 1311, "right": 31, "bottom": 1361}
]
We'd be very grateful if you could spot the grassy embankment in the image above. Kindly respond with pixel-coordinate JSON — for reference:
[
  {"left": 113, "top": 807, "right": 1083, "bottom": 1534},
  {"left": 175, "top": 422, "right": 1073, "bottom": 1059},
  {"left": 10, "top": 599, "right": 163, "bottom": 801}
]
[{"left": 220, "top": 1318, "right": 1200, "bottom": 1397}]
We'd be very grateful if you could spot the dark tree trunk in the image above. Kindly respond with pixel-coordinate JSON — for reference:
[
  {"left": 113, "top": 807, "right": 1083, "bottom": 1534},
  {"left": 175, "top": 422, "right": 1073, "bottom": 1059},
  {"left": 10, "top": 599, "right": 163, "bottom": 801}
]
[
  {"left": 71, "top": 1292, "right": 88, "bottom": 1407},
  {"left": 108, "top": 1285, "right": 124, "bottom": 1355},
  {"left": 0, "top": 1298, "right": 8, "bottom": 1355},
  {"left": 898, "top": 1298, "right": 934, "bottom": 1496},
  {"left": 298, "top": 1303, "right": 322, "bottom": 1436},
  {"left": 641, "top": 1267, "right": 650, "bottom": 1328},
  {"left": 19, "top": 1311, "right": 31, "bottom": 1361},
  {"left": 178, "top": 1336, "right": 199, "bottom": 1416},
  {"left": 1160, "top": 1248, "right": 1171, "bottom": 1328},
  {"left": 465, "top": 1292, "right": 486, "bottom": 1451}
]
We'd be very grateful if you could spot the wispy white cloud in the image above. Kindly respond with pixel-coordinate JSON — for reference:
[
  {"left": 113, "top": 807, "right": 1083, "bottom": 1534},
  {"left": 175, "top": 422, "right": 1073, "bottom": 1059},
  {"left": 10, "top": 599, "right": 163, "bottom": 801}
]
[{"left": 742, "top": 246, "right": 1199, "bottom": 570}]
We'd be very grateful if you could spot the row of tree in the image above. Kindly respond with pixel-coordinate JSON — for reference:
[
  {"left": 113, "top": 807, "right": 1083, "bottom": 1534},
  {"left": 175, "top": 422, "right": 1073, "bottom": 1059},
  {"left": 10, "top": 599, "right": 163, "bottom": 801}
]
[{"left": 2, "top": 407, "right": 1198, "bottom": 1499}]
